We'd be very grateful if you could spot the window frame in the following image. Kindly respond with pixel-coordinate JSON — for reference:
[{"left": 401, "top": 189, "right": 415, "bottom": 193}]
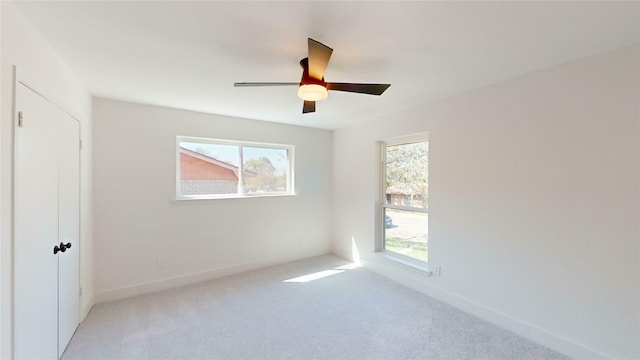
[
  {"left": 379, "top": 133, "right": 429, "bottom": 268},
  {"left": 175, "top": 136, "right": 295, "bottom": 200}
]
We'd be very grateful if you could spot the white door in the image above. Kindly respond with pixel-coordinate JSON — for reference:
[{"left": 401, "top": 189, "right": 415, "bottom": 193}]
[
  {"left": 14, "top": 83, "right": 60, "bottom": 359},
  {"left": 57, "top": 107, "right": 80, "bottom": 357},
  {"left": 14, "top": 82, "right": 81, "bottom": 359}
]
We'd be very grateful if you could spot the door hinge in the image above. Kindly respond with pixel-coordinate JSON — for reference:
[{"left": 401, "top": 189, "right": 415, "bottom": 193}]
[
  {"left": 17, "top": 111, "right": 23, "bottom": 127},
  {"left": 79, "top": 139, "right": 83, "bottom": 150},
  {"left": 79, "top": 287, "right": 83, "bottom": 297}
]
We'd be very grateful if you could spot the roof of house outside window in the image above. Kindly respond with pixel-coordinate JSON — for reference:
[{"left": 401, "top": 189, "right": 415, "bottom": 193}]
[{"left": 180, "top": 147, "right": 255, "bottom": 180}]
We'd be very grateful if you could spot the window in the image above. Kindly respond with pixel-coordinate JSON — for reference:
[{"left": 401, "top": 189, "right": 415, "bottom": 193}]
[
  {"left": 381, "top": 136, "right": 428, "bottom": 264},
  {"left": 176, "top": 136, "right": 294, "bottom": 199}
]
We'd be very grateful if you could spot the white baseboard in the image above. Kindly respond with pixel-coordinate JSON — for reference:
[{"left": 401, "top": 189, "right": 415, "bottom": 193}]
[
  {"left": 80, "top": 296, "right": 94, "bottom": 322},
  {"left": 94, "top": 254, "right": 328, "bottom": 304},
  {"left": 359, "top": 253, "right": 611, "bottom": 360}
]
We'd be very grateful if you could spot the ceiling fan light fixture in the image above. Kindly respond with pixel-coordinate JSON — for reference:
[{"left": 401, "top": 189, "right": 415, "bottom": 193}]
[{"left": 297, "top": 84, "right": 328, "bottom": 101}]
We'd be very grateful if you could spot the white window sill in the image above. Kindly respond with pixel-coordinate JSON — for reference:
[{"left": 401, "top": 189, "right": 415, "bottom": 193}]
[
  {"left": 375, "top": 251, "right": 431, "bottom": 274},
  {"left": 173, "top": 193, "right": 296, "bottom": 202}
]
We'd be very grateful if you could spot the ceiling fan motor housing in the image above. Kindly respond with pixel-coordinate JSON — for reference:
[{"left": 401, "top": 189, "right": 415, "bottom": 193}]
[
  {"left": 299, "top": 58, "right": 326, "bottom": 87},
  {"left": 298, "top": 57, "right": 329, "bottom": 102}
]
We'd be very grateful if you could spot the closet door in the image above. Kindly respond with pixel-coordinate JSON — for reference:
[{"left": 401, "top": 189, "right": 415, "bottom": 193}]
[
  {"left": 57, "top": 108, "right": 80, "bottom": 357},
  {"left": 14, "top": 83, "right": 60, "bottom": 359},
  {"left": 14, "top": 82, "right": 81, "bottom": 359}
]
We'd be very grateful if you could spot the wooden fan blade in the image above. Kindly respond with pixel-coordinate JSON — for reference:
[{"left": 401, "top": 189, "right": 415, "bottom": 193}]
[
  {"left": 234, "top": 82, "right": 299, "bottom": 87},
  {"left": 326, "top": 82, "right": 390, "bottom": 95},
  {"left": 308, "top": 38, "right": 333, "bottom": 80},
  {"left": 302, "top": 100, "right": 316, "bottom": 114}
]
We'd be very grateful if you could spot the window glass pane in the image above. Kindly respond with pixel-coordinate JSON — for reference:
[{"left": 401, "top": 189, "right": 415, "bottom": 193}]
[
  {"left": 177, "top": 137, "right": 294, "bottom": 199},
  {"left": 242, "top": 146, "right": 289, "bottom": 193},
  {"left": 179, "top": 141, "right": 240, "bottom": 195},
  {"left": 385, "top": 142, "right": 428, "bottom": 210},
  {"left": 384, "top": 208, "right": 428, "bottom": 262}
]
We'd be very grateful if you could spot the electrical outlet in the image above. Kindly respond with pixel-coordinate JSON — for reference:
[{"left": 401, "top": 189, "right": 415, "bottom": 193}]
[
  {"left": 156, "top": 258, "right": 166, "bottom": 269},
  {"left": 434, "top": 265, "right": 441, "bottom": 276}
]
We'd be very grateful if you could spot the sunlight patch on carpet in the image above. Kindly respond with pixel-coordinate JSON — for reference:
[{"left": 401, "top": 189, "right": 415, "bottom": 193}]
[
  {"left": 283, "top": 262, "right": 361, "bottom": 283},
  {"left": 334, "top": 263, "right": 362, "bottom": 270},
  {"left": 283, "top": 269, "right": 345, "bottom": 283}
]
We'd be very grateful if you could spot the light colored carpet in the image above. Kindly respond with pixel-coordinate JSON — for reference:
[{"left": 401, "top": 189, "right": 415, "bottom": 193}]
[{"left": 63, "top": 255, "right": 569, "bottom": 360}]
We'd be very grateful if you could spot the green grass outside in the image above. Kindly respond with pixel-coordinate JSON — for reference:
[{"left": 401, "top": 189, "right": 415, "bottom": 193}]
[{"left": 385, "top": 237, "right": 428, "bottom": 262}]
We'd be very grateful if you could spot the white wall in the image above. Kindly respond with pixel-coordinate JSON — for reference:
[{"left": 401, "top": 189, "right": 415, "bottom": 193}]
[
  {"left": 92, "top": 98, "right": 332, "bottom": 301},
  {"left": 332, "top": 45, "right": 639, "bottom": 359},
  {"left": 0, "top": 3, "right": 94, "bottom": 358}
]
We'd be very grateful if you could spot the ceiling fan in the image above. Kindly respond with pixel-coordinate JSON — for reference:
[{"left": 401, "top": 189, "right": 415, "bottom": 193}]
[{"left": 234, "top": 38, "right": 391, "bottom": 114}]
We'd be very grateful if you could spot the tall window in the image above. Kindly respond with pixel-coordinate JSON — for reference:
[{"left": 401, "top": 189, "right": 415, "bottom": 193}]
[
  {"left": 382, "top": 137, "right": 428, "bottom": 263},
  {"left": 176, "top": 136, "right": 294, "bottom": 199}
]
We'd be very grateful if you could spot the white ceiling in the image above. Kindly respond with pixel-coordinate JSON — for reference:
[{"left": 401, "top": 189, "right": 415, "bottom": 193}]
[{"left": 13, "top": 1, "right": 640, "bottom": 130}]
